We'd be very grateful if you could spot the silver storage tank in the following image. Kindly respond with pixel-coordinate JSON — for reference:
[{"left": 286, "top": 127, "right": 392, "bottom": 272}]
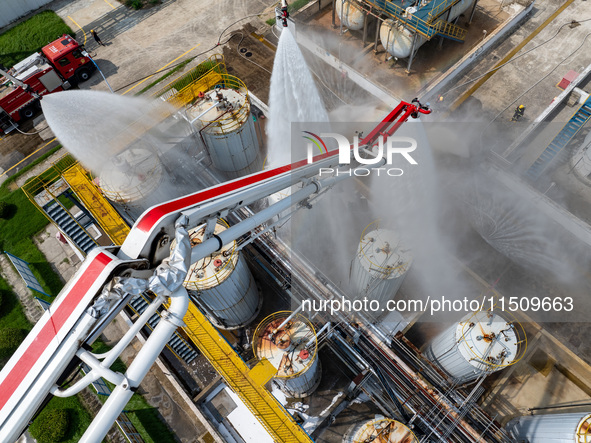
[
  {"left": 173, "top": 219, "right": 261, "bottom": 330},
  {"left": 343, "top": 416, "right": 419, "bottom": 443},
  {"left": 335, "top": 0, "right": 366, "bottom": 31},
  {"left": 425, "top": 311, "right": 522, "bottom": 383},
  {"left": 253, "top": 311, "right": 321, "bottom": 398},
  {"left": 351, "top": 223, "right": 411, "bottom": 305},
  {"left": 186, "top": 75, "right": 261, "bottom": 178},
  {"left": 380, "top": 0, "right": 474, "bottom": 58},
  {"left": 98, "top": 147, "right": 164, "bottom": 210},
  {"left": 506, "top": 413, "right": 591, "bottom": 443}
]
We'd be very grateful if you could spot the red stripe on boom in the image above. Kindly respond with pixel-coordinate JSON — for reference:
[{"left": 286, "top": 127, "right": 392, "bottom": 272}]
[
  {"left": 0, "top": 252, "right": 113, "bottom": 410},
  {"left": 135, "top": 149, "right": 339, "bottom": 233}
]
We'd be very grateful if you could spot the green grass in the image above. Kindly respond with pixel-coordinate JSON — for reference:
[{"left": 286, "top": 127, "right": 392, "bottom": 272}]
[
  {"left": 1, "top": 145, "right": 62, "bottom": 189},
  {"left": 0, "top": 146, "right": 66, "bottom": 300},
  {"left": 160, "top": 60, "right": 222, "bottom": 96},
  {"left": 136, "top": 58, "right": 193, "bottom": 95},
  {"left": 0, "top": 185, "right": 65, "bottom": 300},
  {"left": 0, "top": 277, "right": 91, "bottom": 442},
  {"left": 33, "top": 395, "right": 93, "bottom": 443},
  {"left": 0, "top": 11, "right": 75, "bottom": 68},
  {"left": 0, "top": 276, "right": 32, "bottom": 332},
  {"left": 91, "top": 341, "right": 177, "bottom": 443}
]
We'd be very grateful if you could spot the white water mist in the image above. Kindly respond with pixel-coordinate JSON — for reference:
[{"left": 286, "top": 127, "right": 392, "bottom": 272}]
[{"left": 266, "top": 28, "right": 329, "bottom": 167}]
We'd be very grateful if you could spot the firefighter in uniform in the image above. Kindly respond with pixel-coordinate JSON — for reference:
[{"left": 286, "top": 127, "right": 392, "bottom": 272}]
[{"left": 512, "top": 104, "right": 526, "bottom": 122}]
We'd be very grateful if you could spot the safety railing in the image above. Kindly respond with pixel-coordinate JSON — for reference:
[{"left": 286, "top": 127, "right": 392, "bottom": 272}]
[
  {"left": 182, "top": 303, "right": 314, "bottom": 443},
  {"left": 154, "top": 54, "right": 227, "bottom": 99},
  {"left": 61, "top": 163, "right": 130, "bottom": 245},
  {"left": 426, "top": 0, "right": 461, "bottom": 21}
]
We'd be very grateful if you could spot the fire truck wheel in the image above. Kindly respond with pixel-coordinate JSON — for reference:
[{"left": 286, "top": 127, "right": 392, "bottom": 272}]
[
  {"left": 77, "top": 68, "right": 91, "bottom": 82},
  {"left": 19, "top": 105, "right": 35, "bottom": 120}
]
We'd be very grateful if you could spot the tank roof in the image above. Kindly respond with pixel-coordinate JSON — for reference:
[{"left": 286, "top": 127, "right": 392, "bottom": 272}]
[
  {"left": 253, "top": 312, "right": 317, "bottom": 379},
  {"left": 456, "top": 311, "right": 520, "bottom": 371},
  {"left": 351, "top": 418, "right": 419, "bottom": 443},
  {"left": 357, "top": 227, "right": 412, "bottom": 279},
  {"left": 174, "top": 220, "right": 239, "bottom": 291},
  {"left": 98, "top": 147, "right": 162, "bottom": 203}
]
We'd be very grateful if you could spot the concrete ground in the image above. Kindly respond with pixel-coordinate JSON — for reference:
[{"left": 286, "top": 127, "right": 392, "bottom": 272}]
[
  {"left": 440, "top": 0, "right": 591, "bottom": 124},
  {"left": 301, "top": 0, "right": 512, "bottom": 102},
  {"left": 54, "top": 0, "right": 276, "bottom": 94}
]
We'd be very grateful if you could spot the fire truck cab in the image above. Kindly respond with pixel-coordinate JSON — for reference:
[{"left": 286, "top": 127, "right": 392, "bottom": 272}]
[
  {"left": 0, "top": 35, "right": 95, "bottom": 134},
  {"left": 41, "top": 34, "right": 95, "bottom": 83}
]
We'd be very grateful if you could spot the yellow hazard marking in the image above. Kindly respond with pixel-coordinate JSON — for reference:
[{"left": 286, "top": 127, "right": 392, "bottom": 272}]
[
  {"left": 103, "top": 0, "right": 116, "bottom": 9},
  {"left": 68, "top": 16, "right": 87, "bottom": 46},
  {"left": 122, "top": 44, "right": 201, "bottom": 95},
  {"left": 449, "top": 0, "right": 576, "bottom": 112},
  {"left": 0, "top": 138, "right": 57, "bottom": 180}
]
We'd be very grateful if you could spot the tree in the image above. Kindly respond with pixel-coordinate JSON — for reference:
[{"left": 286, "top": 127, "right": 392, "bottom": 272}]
[
  {"left": 0, "top": 327, "right": 26, "bottom": 359},
  {"left": 29, "top": 409, "right": 70, "bottom": 443}
]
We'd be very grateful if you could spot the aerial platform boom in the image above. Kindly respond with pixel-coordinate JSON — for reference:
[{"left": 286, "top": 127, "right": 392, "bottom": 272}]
[{"left": 0, "top": 99, "right": 429, "bottom": 442}]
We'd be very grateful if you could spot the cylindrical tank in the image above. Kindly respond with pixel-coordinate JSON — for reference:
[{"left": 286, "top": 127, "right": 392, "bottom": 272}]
[
  {"left": 506, "top": 413, "right": 591, "bottom": 443},
  {"left": 253, "top": 311, "right": 321, "bottom": 398},
  {"left": 425, "top": 311, "right": 522, "bottom": 383},
  {"left": 335, "top": 0, "right": 366, "bottom": 31},
  {"left": 350, "top": 222, "right": 411, "bottom": 305},
  {"left": 186, "top": 76, "right": 261, "bottom": 178},
  {"left": 380, "top": 0, "right": 474, "bottom": 58},
  {"left": 572, "top": 131, "right": 591, "bottom": 180},
  {"left": 175, "top": 220, "right": 261, "bottom": 330},
  {"left": 343, "top": 416, "right": 419, "bottom": 443},
  {"left": 98, "top": 147, "right": 163, "bottom": 206}
]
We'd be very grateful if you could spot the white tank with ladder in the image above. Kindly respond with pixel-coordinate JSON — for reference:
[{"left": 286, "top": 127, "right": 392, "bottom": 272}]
[
  {"left": 350, "top": 222, "right": 411, "bottom": 306},
  {"left": 425, "top": 310, "right": 523, "bottom": 383}
]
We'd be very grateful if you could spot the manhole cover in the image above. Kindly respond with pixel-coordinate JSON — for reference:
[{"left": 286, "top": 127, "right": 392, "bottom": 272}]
[
  {"left": 245, "top": 52, "right": 253, "bottom": 58},
  {"left": 239, "top": 48, "right": 248, "bottom": 53}
]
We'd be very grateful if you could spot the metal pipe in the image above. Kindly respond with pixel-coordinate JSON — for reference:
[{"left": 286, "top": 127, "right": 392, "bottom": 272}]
[
  {"left": 79, "top": 286, "right": 188, "bottom": 443},
  {"left": 190, "top": 101, "right": 220, "bottom": 125},
  {"left": 93, "top": 295, "right": 166, "bottom": 367},
  {"left": 277, "top": 305, "right": 304, "bottom": 331},
  {"left": 308, "top": 322, "right": 330, "bottom": 348}
]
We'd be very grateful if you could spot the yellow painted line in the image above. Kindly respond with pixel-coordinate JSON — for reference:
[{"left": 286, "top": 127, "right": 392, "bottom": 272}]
[
  {"left": 68, "top": 16, "right": 87, "bottom": 46},
  {"left": 122, "top": 44, "right": 201, "bottom": 95},
  {"left": 0, "top": 138, "right": 57, "bottom": 180},
  {"left": 449, "top": 0, "right": 576, "bottom": 112},
  {"left": 103, "top": 0, "right": 116, "bottom": 9}
]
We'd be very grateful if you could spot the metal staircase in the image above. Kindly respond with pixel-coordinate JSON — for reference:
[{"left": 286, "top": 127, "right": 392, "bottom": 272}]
[
  {"left": 363, "top": 0, "right": 468, "bottom": 42},
  {"left": 61, "top": 163, "right": 130, "bottom": 246},
  {"left": 43, "top": 198, "right": 98, "bottom": 255},
  {"left": 182, "top": 302, "right": 314, "bottom": 443},
  {"left": 128, "top": 294, "right": 199, "bottom": 364},
  {"left": 526, "top": 95, "right": 591, "bottom": 180}
]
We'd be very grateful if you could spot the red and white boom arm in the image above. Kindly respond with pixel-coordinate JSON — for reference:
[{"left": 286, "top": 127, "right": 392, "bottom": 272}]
[{"left": 0, "top": 100, "right": 429, "bottom": 442}]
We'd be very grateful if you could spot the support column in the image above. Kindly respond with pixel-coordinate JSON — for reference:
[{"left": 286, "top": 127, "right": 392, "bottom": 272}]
[
  {"left": 439, "top": 8, "right": 452, "bottom": 49},
  {"left": 406, "top": 33, "right": 418, "bottom": 74},
  {"left": 373, "top": 17, "right": 381, "bottom": 54},
  {"left": 469, "top": 0, "right": 479, "bottom": 24},
  {"left": 332, "top": 0, "right": 336, "bottom": 28},
  {"left": 362, "top": 11, "right": 369, "bottom": 46}
]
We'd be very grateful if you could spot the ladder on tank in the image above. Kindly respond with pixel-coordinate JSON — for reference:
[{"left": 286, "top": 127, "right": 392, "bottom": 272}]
[{"left": 526, "top": 95, "right": 591, "bottom": 181}]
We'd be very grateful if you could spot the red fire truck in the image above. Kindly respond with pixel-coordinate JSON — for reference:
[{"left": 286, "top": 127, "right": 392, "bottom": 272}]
[{"left": 0, "top": 34, "right": 96, "bottom": 134}]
